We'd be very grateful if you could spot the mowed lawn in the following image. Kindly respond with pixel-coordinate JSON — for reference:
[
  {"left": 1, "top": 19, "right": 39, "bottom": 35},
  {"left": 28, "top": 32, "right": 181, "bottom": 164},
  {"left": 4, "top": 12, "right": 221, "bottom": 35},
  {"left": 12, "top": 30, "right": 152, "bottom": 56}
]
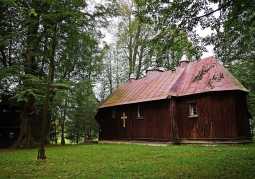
[{"left": 1, "top": 143, "right": 255, "bottom": 179}]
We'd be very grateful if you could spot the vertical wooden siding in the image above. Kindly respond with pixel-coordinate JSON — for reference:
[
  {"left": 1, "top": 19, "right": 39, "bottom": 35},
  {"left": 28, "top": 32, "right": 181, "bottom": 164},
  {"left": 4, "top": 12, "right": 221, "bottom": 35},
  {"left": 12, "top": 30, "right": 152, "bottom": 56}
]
[
  {"left": 0, "top": 111, "right": 20, "bottom": 147},
  {"left": 178, "top": 91, "right": 250, "bottom": 139},
  {"left": 235, "top": 92, "right": 251, "bottom": 138},
  {"left": 96, "top": 99, "right": 175, "bottom": 141},
  {"left": 96, "top": 91, "right": 251, "bottom": 141}
]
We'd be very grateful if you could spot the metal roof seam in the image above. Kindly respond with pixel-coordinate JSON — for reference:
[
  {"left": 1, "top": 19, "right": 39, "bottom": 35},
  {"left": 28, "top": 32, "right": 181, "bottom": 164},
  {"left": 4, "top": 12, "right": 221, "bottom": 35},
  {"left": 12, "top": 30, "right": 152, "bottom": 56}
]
[{"left": 98, "top": 56, "right": 249, "bottom": 108}]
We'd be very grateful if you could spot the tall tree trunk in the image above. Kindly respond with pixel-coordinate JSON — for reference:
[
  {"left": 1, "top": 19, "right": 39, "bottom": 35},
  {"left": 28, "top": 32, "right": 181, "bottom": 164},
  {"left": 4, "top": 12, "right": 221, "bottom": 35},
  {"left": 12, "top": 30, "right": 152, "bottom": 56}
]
[
  {"left": 132, "top": 23, "right": 141, "bottom": 75},
  {"left": 136, "top": 46, "right": 144, "bottom": 79},
  {"left": 61, "top": 119, "right": 65, "bottom": 145},
  {"left": 61, "top": 100, "right": 67, "bottom": 145},
  {"left": 84, "top": 96, "right": 88, "bottom": 142},
  {"left": 76, "top": 118, "right": 79, "bottom": 144},
  {"left": 16, "top": 97, "right": 42, "bottom": 148},
  {"left": 128, "top": 13, "right": 133, "bottom": 76}
]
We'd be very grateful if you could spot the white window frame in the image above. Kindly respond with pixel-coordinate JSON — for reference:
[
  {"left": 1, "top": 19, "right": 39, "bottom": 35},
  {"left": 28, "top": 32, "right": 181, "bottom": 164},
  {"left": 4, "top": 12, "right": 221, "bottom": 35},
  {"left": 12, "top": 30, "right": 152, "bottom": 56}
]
[
  {"left": 189, "top": 102, "right": 198, "bottom": 117},
  {"left": 138, "top": 104, "right": 144, "bottom": 118}
]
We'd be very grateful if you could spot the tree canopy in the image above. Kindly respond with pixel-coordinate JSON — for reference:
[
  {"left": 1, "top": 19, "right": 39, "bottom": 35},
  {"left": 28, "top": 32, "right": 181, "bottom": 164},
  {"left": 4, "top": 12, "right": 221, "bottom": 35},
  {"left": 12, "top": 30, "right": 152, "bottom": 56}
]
[
  {"left": 135, "top": 0, "right": 255, "bottom": 127},
  {"left": 97, "top": 0, "right": 199, "bottom": 101},
  {"left": 0, "top": 0, "right": 116, "bottom": 147},
  {"left": 134, "top": 0, "right": 255, "bottom": 61}
]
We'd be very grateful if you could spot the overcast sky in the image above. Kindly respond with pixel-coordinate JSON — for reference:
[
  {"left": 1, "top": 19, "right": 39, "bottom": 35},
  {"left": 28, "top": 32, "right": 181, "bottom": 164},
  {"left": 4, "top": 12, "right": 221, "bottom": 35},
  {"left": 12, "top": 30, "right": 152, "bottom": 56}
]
[
  {"left": 100, "top": 0, "right": 217, "bottom": 59},
  {"left": 198, "top": 27, "right": 214, "bottom": 58}
]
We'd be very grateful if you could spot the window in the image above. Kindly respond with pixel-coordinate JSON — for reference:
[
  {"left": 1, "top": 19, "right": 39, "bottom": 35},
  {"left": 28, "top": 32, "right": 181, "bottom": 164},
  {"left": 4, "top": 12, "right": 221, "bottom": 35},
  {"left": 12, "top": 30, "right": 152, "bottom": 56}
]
[
  {"left": 189, "top": 102, "right": 198, "bottom": 117},
  {"left": 112, "top": 107, "right": 116, "bottom": 118},
  {"left": 138, "top": 104, "right": 144, "bottom": 118}
]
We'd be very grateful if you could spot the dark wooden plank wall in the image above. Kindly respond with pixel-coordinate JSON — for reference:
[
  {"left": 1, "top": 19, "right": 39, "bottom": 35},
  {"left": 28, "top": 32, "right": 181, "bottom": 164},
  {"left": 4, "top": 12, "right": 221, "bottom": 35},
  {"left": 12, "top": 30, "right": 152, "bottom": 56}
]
[
  {"left": 234, "top": 92, "right": 251, "bottom": 138},
  {"left": 0, "top": 112, "right": 20, "bottom": 127},
  {"left": 96, "top": 99, "right": 175, "bottom": 141},
  {"left": 96, "top": 91, "right": 251, "bottom": 142},
  {"left": 96, "top": 108, "right": 117, "bottom": 140},
  {"left": 170, "top": 98, "right": 179, "bottom": 139},
  {"left": 0, "top": 112, "right": 20, "bottom": 147},
  {"left": 178, "top": 91, "right": 250, "bottom": 139}
]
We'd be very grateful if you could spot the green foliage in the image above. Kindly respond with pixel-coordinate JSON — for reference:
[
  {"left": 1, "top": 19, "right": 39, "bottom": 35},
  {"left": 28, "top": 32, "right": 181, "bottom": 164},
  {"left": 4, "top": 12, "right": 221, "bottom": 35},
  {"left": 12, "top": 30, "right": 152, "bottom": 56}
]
[
  {"left": 14, "top": 89, "right": 42, "bottom": 103},
  {"left": 9, "top": 74, "right": 45, "bottom": 106},
  {"left": 98, "top": 0, "right": 199, "bottom": 101},
  {"left": 1, "top": 144, "right": 255, "bottom": 178},
  {"left": 65, "top": 80, "right": 99, "bottom": 143},
  {"left": 28, "top": 8, "right": 37, "bottom": 17},
  {"left": 11, "top": 138, "right": 38, "bottom": 149},
  {"left": 0, "top": 65, "right": 19, "bottom": 79},
  {"left": 135, "top": 0, "right": 255, "bottom": 61},
  {"left": 134, "top": 0, "right": 255, "bottom": 135},
  {"left": 0, "top": 0, "right": 115, "bottom": 147},
  {"left": 149, "top": 25, "right": 199, "bottom": 70},
  {"left": 135, "top": 0, "right": 208, "bottom": 55}
]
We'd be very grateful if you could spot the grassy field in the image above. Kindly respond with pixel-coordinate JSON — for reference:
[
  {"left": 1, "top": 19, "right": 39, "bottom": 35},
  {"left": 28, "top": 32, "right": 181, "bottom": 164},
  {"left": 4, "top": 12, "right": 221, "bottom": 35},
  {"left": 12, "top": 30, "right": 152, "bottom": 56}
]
[{"left": 1, "top": 143, "right": 255, "bottom": 179}]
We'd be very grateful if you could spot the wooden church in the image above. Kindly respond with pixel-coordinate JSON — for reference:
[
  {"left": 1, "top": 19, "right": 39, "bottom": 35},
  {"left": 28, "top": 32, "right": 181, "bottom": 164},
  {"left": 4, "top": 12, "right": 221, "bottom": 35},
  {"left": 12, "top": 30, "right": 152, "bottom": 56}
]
[
  {"left": 95, "top": 56, "right": 252, "bottom": 144},
  {"left": 0, "top": 95, "right": 21, "bottom": 147}
]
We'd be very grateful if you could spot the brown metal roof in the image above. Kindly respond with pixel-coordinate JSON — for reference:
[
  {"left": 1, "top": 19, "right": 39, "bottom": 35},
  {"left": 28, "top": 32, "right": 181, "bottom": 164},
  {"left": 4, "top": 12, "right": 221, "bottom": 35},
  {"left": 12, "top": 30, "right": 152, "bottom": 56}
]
[{"left": 98, "top": 56, "right": 248, "bottom": 108}]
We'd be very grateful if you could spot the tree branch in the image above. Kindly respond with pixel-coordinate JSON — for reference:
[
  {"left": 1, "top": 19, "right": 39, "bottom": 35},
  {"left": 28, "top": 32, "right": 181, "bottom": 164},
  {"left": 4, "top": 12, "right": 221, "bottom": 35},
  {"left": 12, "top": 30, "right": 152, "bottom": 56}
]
[
  {"left": 193, "top": 0, "right": 233, "bottom": 19},
  {"left": 29, "top": 83, "right": 69, "bottom": 90}
]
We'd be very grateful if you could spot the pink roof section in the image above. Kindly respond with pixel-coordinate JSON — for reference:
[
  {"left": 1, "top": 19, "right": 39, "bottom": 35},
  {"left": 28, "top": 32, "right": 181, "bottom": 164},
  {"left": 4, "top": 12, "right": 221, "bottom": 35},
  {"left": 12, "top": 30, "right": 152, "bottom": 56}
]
[{"left": 98, "top": 56, "right": 248, "bottom": 108}]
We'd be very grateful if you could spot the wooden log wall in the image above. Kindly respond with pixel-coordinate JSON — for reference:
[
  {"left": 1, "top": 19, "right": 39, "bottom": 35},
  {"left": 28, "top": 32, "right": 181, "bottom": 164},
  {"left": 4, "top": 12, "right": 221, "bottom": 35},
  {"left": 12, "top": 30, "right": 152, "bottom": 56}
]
[
  {"left": 0, "top": 111, "right": 20, "bottom": 147},
  {"left": 95, "top": 91, "right": 251, "bottom": 142},
  {"left": 96, "top": 99, "right": 175, "bottom": 141},
  {"left": 178, "top": 91, "right": 251, "bottom": 140},
  {"left": 234, "top": 92, "right": 251, "bottom": 138}
]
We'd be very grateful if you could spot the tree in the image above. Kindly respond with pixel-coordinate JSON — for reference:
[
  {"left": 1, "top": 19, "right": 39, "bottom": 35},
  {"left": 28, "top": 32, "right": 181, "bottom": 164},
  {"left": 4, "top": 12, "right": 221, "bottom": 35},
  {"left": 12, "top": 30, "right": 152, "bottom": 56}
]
[
  {"left": 96, "top": 0, "right": 199, "bottom": 102},
  {"left": 0, "top": 0, "right": 115, "bottom": 148},
  {"left": 147, "top": 25, "right": 198, "bottom": 70},
  {"left": 115, "top": 0, "right": 168, "bottom": 79},
  {"left": 135, "top": 0, "right": 254, "bottom": 59},
  {"left": 65, "top": 81, "right": 99, "bottom": 144},
  {"left": 135, "top": 0, "right": 255, "bottom": 131}
]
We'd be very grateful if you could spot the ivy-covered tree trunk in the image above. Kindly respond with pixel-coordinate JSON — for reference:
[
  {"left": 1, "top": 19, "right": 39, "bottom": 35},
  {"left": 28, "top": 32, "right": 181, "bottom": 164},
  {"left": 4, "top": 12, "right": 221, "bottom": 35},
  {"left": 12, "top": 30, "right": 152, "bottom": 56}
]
[{"left": 16, "top": 97, "right": 40, "bottom": 148}]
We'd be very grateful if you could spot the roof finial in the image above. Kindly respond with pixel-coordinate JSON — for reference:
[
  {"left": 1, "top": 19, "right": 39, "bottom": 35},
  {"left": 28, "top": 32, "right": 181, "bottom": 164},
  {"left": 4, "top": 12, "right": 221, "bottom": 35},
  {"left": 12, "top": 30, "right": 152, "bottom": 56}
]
[
  {"left": 180, "top": 52, "right": 189, "bottom": 68},
  {"left": 181, "top": 52, "right": 188, "bottom": 62},
  {"left": 147, "top": 56, "right": 157, "bottom": 70},
  {"left": 151, "top": 55, "right": 157, "bottom": 67},
  {"left": 129, "top": 73, "right": 135, "bottom": 83}
]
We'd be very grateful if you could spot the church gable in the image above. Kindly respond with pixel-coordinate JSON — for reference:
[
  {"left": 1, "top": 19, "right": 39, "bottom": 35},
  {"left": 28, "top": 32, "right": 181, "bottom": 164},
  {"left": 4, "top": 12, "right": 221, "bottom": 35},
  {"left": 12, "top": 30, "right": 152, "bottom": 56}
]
[{"left": 173, "top": 56, "right": 248, "bottom": 96}]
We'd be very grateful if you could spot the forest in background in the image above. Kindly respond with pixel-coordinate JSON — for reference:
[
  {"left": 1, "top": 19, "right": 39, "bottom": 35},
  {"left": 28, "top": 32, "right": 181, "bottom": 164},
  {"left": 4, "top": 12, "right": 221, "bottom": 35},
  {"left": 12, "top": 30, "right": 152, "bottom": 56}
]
[{"left": 0, "top": 0, "right": 254, "bottom": 148}]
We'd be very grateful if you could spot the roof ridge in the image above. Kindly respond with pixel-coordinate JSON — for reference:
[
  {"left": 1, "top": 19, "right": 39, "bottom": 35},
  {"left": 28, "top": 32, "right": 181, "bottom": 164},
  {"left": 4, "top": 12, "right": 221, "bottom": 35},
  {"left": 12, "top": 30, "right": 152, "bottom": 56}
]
[{"left": 98, "top": 56, "right": 249, "bottom": 108}]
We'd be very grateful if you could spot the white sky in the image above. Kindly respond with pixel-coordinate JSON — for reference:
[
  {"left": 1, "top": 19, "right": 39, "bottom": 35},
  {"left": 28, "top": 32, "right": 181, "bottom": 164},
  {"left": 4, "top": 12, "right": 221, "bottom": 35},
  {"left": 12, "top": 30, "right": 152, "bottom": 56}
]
[
  {"left": 198, "top": 26, "right": 214, "bottom": 58},
  {"left": 101, "top": 1, "right": 218, "bottom": 59},
  {"left": 202, "top": 45, "right": 214, "bottom": 58}
]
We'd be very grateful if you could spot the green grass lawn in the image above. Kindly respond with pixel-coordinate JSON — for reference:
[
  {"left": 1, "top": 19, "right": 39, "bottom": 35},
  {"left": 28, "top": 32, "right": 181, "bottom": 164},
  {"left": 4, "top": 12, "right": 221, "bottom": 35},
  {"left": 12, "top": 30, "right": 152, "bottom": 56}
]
[{"left": 1, "top": 143, "right": 255, "bottom": 179}]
